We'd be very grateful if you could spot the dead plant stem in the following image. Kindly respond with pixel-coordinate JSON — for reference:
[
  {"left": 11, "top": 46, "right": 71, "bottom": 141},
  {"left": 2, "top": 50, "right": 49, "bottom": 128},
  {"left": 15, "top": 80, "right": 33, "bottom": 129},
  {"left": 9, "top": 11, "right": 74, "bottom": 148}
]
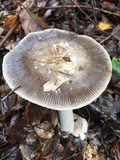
[
  {"left": 38, "top": 5, "right": 120, "bottom": 18},
  {"left": 2, "top": 85, "right": 21, "bottom": 101},
  {"left": 0, "top": 20, "right": 20, "bottom": 48}
]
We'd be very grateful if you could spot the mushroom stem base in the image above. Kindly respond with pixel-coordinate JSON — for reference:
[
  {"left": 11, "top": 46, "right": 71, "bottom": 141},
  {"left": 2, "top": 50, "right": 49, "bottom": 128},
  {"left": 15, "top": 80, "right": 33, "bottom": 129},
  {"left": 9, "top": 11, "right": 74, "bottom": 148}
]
[
  {"left": 72, "top": 113, "right": 88, "bottom": 140},
  {"left": 58, "top": 110, "right": 88, "bottom": 140}
]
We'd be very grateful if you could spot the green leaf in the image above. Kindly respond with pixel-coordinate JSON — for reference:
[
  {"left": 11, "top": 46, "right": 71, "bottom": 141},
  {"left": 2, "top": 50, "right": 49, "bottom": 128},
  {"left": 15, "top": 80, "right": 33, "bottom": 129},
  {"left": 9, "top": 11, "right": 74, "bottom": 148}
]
[{"left": 112, "top": 57, "right": 120, "bottom": 76}]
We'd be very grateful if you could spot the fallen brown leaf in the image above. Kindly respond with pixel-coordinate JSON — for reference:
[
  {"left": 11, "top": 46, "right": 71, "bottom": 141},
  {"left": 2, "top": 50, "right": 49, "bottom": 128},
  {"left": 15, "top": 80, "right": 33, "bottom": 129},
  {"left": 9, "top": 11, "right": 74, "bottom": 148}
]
[
  {"left": 5, "top": 14, "right": 21, "bottom": 29},
  {"left": 110, "top": 140, "right": 120, "bottom": 159},
  {"left": 19, "top": 7, "right": 48, "bottom": 34},
  {"left": 26, "top": 8, "right": 48, "bottom": 30}
]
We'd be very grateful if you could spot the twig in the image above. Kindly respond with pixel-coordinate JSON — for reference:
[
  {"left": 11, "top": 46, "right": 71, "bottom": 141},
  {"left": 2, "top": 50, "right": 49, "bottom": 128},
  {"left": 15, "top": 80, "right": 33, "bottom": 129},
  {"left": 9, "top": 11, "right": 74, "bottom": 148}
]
[
  {"left": 18, "top": 2, "right": 48, "bottom": 30},
  {"left": 100, "top": 34, "right": 113, "bottom": 44},
  {"left": 100, "top": 26, "right": 120, "bottom": 44},
  {"left": 110, "top": 127, "right": 120, "bottom": 138},
  {"left": 38, "top": 5, "right": 120, "bottom": 18},
  {"left": 73, "top": 1, "right": 96, "bottom": 26},
  {"left": 0, "top": 143, "right": 18, "bottom": 159},
  {"left": 84, "top": 106, "right": 91, "bottom": 143},
  {"left": 58, "top": 70, "right": 72, "bottom": 77},
  {"left": 91, "top": 0, "right": 98, "bottom": 23},
  {"left": 0, "top": 20, "right": 20, "bottom": 48},
  {"left": 64, "top": 152, "right": 82, "bottom": 160},
  {"left": 2, "top": 85, "right": 20, "bottom": 101},
  {"left": 98, "top": 136, "right": 110, "bottom": 158}
]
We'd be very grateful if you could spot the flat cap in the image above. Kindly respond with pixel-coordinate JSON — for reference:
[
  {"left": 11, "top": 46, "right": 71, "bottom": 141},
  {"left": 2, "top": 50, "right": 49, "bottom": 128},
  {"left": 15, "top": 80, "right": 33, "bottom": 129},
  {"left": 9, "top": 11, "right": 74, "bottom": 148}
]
[{"left": 2, "top": 29, "right": 112, "bottom": 110}]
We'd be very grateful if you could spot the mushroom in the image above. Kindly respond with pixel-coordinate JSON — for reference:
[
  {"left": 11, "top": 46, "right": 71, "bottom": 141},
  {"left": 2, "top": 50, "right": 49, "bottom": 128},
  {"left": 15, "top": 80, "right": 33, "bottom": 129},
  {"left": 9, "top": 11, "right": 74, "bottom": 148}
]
[{"left": 2, "top": 29, "right": 112, "bottom": 140}]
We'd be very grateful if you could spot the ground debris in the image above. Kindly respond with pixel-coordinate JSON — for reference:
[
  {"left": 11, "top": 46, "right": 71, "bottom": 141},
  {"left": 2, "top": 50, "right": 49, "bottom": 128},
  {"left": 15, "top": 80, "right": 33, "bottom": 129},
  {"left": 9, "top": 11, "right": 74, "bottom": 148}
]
[{"left": 110, "top": 139, "right": 120, "bottom": 159}]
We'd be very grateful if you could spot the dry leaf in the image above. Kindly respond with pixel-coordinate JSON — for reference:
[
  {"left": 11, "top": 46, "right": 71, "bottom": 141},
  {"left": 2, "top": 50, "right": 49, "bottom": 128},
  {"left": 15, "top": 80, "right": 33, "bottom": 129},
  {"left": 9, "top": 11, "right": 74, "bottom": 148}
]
[
  {"left": 37, "top": 0, "right": 48, "bottom": 7},
  {"left": 0, "top": 27, "right": 4, "bottom": 35},
  {"left": 98, "top": 21, "right": 112, "bottom": 31},
  {"left": 0, "top": 20, "right": 5, "bottom": 25},
  {"left": 110, "top": 140, "right": 120, "bottom": 159},
  {"left": 83, "top": 144, "right": 99, "bottom": 160},
  {"left": 5, "top": 14, "right": 21, "bottom": 29},
  {"left": 22, "top": 0, "right": 36, "bottom": 8},
  {"left": 19, "top": 143, "right": 40, "bottom": 160},
  {"left": 25, "top": 103, "right": 48, "bottom": 125},
  {"left": 34, "top": 125, "right": 54, "bottom": 139},
  {"left": 43, "top": 0, "right": 59, "bottom": 18},
  {"left": 26, "top": 8, "right": 48, "bottom": 30},
  {"left": 102, "top": 1, "right": 119, "bottom": 12},
  {"left": 20, "top": 7, "right": 48, "bottom": 34}
]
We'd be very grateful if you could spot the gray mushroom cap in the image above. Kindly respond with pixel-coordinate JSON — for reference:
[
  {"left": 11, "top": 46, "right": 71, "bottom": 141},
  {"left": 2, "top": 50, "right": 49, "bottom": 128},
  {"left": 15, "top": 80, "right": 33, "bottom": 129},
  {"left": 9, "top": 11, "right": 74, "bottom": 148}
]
[{"left": 2, "top": 29, "right": 112, "bottom": 110}]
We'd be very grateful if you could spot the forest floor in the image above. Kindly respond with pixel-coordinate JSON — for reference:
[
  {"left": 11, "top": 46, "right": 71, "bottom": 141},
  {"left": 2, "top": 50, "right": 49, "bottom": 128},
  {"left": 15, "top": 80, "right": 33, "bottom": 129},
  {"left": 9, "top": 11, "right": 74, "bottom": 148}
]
[{"left": 0, "top": 0, "right": 120, "bottom": 160}]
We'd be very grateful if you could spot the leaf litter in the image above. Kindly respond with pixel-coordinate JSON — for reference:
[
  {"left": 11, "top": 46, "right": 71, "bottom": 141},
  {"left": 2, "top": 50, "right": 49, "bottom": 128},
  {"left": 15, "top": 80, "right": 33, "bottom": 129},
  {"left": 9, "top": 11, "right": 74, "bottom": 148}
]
[{"left": 0, "top": 0, "right": 120, "bottom": 159}]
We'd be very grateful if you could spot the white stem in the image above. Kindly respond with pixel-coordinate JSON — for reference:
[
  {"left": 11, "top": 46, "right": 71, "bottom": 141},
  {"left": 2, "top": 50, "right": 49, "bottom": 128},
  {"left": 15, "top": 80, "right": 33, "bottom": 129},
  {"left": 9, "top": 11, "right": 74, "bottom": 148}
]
[{"left": 58, "top": 110, "right": 74, "bottom": 133}]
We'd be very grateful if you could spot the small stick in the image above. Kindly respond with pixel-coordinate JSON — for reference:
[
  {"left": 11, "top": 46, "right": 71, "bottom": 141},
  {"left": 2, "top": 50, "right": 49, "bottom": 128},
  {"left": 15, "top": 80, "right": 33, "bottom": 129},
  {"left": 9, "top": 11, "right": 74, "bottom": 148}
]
[
  {"left": 2, "top": 85, "right": 21, "bottom": 101},
  {"left": 38, "top": 5, "right": 120, "bottom": 18},
  {"left": 0, "top": 20, "right": 20, "bottom": 48},
  {"left": 100, "top": 34, "right": 113, "bottom": 44},
  {"left": 110, "top": 127, "right": 120, "bottom": 138},
  {"left": 98, "top": 136, "right": 110, "bottom": 158},
  {"left": 58, "top": 70, "right": 72, "bottom": 77},
  {"left": 100, "top": 26, "right": 120, "bottom": 44},
  {"left": 73, "top": 1, "right": 96, "bottom": 26},
  {"left": 91, "top": 0, "right": 98, "bottom": 23}
]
